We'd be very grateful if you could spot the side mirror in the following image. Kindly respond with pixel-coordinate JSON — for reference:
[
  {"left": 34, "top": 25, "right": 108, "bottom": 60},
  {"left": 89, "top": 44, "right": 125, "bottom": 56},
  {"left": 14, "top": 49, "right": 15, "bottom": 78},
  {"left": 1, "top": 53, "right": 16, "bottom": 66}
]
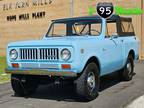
[
  {"left": 110, "top": 35, "right": 118, "bottom": 40},
  {"left": 111, "top": 33, "right": 118, "bottom": 38},
  {"left": 113, "top": 35, "right": 118, "bottom": 38}
]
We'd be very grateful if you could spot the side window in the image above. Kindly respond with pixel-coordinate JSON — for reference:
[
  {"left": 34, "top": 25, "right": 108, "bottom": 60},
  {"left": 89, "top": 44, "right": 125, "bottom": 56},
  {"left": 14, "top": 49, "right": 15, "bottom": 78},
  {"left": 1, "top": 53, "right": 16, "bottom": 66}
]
[
  {"left": 72, "top": 23, "right": 89, "bottom": 36},
  {"left": 106, "top": 22, "right": 118, "bottom": 38},
  {"left": 121, "top": 21, "right": 134, "bottom": 33},
  {"left": 72, "top": 22, "right": 101, "bottom": 36},
  {"left": 90, "top": 23, "right": 101, "bottom": 36}
]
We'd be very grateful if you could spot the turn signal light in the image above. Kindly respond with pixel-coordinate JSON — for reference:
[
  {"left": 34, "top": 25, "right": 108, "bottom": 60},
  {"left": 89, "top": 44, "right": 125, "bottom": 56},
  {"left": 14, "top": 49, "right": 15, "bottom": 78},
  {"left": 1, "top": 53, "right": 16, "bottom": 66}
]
[
  {"left": 12, "top": 63, "right": 19, "bottom": 68},
  {"left": 61, "top": 64, "right": 71, "bottom": 69}
]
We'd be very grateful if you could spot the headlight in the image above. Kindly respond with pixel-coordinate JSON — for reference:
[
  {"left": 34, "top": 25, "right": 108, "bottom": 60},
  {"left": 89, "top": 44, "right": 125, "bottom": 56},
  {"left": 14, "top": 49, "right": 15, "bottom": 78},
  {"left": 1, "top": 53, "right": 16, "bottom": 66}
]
[
  {"left": 61, "top": 49, "right": 71, "bottom": 61},
  {"left": 10, "top": 49, "right": 18, "bottom": 60}
]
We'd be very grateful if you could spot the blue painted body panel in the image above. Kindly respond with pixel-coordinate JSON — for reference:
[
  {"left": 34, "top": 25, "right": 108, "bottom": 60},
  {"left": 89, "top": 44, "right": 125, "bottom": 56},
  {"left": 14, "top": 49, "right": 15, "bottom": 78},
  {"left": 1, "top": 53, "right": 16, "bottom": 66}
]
[{"left": 6, "top": 18, "right": 139, "bottom": 76}]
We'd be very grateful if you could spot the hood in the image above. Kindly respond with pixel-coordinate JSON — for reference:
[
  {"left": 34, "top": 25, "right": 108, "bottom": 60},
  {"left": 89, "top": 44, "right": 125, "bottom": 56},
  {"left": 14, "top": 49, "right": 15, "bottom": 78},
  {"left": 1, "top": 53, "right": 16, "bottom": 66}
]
[{"left": 8, "top": 36, "right": 98, "bottom": 47}]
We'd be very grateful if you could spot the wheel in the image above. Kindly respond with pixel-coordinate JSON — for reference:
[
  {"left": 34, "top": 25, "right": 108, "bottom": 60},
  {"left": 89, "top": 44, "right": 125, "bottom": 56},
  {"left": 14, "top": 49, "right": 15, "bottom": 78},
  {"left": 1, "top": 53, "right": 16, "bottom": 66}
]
[
  {"left": 75, "top": 62, "right": 100, "bottom": 101},
  {"left": 11, "top": 74, "right": 39, "bottom": 96},
  {"left": 120, "top": 54, "right": 134, "bottom": 81}
]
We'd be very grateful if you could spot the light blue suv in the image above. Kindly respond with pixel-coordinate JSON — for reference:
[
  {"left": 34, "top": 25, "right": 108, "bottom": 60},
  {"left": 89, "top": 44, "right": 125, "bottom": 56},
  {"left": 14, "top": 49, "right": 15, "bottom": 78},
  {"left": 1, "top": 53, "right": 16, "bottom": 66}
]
[{"left": 6, "top": 15, "right": 139, "bottom": 100}]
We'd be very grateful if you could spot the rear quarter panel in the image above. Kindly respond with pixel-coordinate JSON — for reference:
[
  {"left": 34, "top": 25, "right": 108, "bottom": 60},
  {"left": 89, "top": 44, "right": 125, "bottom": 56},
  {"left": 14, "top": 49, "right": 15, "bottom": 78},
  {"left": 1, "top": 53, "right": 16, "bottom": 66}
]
[{"left": 122, "top": 36, "right": 139, "bottom": 66}]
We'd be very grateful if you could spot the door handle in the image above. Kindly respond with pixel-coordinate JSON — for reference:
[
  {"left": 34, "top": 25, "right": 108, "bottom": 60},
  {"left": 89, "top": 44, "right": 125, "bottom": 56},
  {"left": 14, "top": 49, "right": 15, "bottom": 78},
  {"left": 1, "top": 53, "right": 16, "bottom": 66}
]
[
  {"left": 121, "top": 40, "right": 124, "bottom": 42},
  {"left": 102, "top": 48, "right": 107, "bottom": 51}
]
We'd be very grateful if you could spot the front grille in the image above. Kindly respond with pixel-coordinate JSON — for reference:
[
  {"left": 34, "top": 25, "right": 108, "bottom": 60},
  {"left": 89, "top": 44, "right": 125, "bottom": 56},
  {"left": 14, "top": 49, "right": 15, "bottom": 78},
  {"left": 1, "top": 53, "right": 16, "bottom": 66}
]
[
  {"left": 20, "top": 48, "right": 38, "bottom": 60},
  {"left": 39, "top": 48, "right": 59, "bottom": 60},
  {"left": 20, "top": 48, "right": 59, "bottom": 61}
]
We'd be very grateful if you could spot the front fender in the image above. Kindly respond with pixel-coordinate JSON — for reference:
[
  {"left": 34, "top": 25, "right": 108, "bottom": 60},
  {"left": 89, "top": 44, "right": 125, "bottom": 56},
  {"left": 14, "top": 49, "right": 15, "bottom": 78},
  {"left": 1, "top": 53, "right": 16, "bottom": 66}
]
[{"left": 73, "top": 48, "right": 102, "bottom": 74}]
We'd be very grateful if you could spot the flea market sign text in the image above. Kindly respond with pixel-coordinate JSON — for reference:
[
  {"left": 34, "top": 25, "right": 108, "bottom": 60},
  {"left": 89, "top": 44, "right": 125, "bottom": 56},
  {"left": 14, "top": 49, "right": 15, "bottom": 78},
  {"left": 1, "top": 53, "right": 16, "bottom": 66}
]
[
  {"left": 7, "top": 11, "right": 46, "bottom": 21},
  {"left": 1, "top": 0, "right": 54, "bottom": 22},
  {"left": 3, "top": 0, "right": 54, "bottom": 11}
]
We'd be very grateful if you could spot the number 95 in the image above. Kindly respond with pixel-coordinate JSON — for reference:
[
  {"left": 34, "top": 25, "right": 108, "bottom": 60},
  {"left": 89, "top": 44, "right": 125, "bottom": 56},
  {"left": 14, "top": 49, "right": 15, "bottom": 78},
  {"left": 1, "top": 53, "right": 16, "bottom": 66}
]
[{"left": 99, "top": 7, "right": 112, "bottom": 15}]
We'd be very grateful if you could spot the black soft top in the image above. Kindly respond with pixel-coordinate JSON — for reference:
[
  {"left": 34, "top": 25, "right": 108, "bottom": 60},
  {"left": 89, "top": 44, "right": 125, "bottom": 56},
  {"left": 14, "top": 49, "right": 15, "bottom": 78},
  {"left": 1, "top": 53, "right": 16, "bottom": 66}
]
[
  {"left": 52, "top": 14, "right": 134, "bottom": 36},
  {"left": 53, "top": 14, "right": 132, "bottom": 23}
]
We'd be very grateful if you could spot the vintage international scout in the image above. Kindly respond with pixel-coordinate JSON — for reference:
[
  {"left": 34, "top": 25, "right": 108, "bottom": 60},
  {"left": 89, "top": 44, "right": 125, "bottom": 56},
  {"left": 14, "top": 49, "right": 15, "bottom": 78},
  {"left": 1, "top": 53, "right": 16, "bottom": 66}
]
[{"left": 5, "top": 15, "right": 139, "bottom": 100}]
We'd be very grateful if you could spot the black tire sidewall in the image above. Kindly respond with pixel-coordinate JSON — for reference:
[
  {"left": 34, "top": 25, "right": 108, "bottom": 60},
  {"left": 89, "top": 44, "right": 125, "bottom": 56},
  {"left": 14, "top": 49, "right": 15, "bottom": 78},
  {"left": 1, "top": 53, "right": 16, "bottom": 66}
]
[
  {"left": 85, "top": 63, "right": 99, "bottom": 99},
  {"left": 11, "top": 75, "right": 25, "bottom": 96},
  {"left": 122, "top": 55, "right": 134, "bottom": 81},
  {"left": 75, "top": 62, "right": 99, "bottom": 100},
  {"left": 11, "top": 74, "right": 38, "bottom": 96}
]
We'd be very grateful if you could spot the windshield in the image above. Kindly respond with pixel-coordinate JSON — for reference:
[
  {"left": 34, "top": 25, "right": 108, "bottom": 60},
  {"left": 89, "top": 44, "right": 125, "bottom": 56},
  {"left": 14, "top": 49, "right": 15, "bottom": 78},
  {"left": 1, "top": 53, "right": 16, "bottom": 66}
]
[{"left": 46, "top": 20, "right": 102, "bottom": 37}]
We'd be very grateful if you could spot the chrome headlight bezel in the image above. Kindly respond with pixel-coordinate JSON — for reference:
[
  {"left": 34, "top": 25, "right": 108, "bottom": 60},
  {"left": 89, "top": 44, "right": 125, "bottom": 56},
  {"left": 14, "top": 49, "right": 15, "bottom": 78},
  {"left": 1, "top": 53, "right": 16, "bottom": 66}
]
[
  {"left": 61, "top": 49, "right": 71, "bottom": 61},
  {"left": 9, "top": 49, "right": 18, "bottom": 60}
]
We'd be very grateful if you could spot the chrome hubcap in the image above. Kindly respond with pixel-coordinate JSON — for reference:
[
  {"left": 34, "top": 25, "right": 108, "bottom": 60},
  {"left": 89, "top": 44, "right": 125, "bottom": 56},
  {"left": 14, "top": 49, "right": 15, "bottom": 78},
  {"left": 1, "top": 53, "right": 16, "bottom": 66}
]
[
  {"left": 127, "top": 62, "right": 132, "bottom": 76},
  {"left": 87, "top": 72, "right": 95, "bottom": 91}
]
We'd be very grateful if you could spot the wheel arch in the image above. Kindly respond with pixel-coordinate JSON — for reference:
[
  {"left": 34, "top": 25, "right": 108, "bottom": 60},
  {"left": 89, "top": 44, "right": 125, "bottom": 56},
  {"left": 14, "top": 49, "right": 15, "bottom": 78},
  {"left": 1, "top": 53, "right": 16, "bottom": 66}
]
[
  {"left": 81, "top": 56, "right": 101, "bottom": 75},
  {"left": 128, "top": 49, "right": 135, "bottom": 60}
]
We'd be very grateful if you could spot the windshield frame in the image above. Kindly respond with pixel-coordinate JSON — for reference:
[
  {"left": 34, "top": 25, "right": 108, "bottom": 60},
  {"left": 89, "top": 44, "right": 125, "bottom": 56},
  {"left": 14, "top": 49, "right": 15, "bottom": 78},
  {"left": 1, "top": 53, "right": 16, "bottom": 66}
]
[{"left": 45, "top": 19, "right": 102, "bottom": 37}]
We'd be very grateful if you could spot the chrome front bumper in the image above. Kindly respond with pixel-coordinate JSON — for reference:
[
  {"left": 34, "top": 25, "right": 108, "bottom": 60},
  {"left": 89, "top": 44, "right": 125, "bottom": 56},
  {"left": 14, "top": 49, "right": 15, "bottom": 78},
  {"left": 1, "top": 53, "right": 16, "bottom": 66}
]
[{"left": 5, "top": 68, "right": 77, "bottom": 77}]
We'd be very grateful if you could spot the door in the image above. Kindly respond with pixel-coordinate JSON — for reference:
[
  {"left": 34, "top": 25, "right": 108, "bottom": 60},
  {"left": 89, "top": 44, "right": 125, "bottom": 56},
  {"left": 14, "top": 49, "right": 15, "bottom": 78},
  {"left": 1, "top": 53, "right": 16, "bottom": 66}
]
[{"left": 101, "top": 21, "right": 124, "bottom": 75}]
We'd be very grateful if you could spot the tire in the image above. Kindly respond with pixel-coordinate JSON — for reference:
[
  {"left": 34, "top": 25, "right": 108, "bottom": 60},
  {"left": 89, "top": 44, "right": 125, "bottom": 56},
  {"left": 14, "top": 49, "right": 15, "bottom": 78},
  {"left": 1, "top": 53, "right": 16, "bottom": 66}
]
[
  {"left": 11, "top": 74, "right": 39, "bottom": 96},
  {"left": 120, "top": 54, "right": 134, "bottom": 81},
  {"left": 75, "top": 62, "right": 100, "bottom": 101}
]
